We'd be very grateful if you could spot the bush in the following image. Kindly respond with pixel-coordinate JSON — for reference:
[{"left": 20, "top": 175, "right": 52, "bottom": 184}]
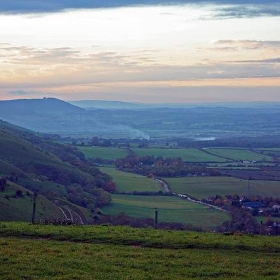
[{"left": 15, "top": 190, "right": 23, "bottom": 197}]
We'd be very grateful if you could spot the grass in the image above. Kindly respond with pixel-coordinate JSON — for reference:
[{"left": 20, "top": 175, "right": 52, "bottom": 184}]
[
  {"left": 102, "top": 194, "right": 229, "bottom": 229},
  {"left": 1, "top": 222, "right": 280, "bottom": 251},
  {"left": 0, "top": 159, "right": 26, "bottom": 177},
  {"left": 0, "top": 128, "right": 64, "bottom": 168},
  {"left": 77, "top": 146, "right": 128, "bottom": 160},
  {"left": 98, "top": 168, "right": 229, "bottom": 229},
  {"left": 0, "top": 182, "right": 63, "bottom": 222},
  {"left": 166, "top": 176, "right": 280, "bottom": 199},
  {"left": 255, "top": 148, "right": 280, "bottom": 152},
  {"left": 132, "top": 147, "right": 226, "bottom": 162},
  {"left": 206, "top": 148, "right": 273, "bottom": 162},
  {"left": 78, "top": 146, "right": 276, "bottom": 164},
  {"left": 1, "top": 222, "right": 280, "bottom": 279},
  {"left": 99, "top": 166, "right": 162, "bottom": 192},
  {"left": 0, "top": 125, "right": 98, "bottom": 194}
]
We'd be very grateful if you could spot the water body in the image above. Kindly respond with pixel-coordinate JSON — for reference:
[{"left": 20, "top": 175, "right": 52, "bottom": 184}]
[{"left": 194, "top": 137, "right": 216, "bottom": 141}]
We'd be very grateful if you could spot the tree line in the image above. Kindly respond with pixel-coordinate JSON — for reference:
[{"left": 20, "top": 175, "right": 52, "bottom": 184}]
[{"left": 115, "top": 154, "right": 220, "bottom": 177}]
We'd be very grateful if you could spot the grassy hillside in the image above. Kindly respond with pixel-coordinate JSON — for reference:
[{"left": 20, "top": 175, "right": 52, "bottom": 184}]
[
  {"left": 0, "top": 181, "right": 64, "bottom": 221},
  {"left": 0, "top": 120, "right": 83, "bottom": 178},
  {"left": 0, "top": 181, "right": 94, "bottom": 223},
  {"left": 0, "top": 120, "right": 90, "bottom": 186},
  {"left": 0, "top": 222, "right": 280, "bottom": 279},
  {"left": 0, "top": 120, "right": 115, "bottom": 223}
]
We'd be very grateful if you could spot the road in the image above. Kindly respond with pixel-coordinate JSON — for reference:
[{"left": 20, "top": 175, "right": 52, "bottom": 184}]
[
  {"left": 156, "top": 178, "right": 169, "bottom": 193},
  {"left": 157, "top": 177, "right": 229, "bottom": 213}
]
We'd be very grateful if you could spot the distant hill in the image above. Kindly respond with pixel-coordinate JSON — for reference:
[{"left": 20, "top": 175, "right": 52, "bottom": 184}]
[
  {"left": 0, "top": 97, "right": 280, "bottom": 139},
  {"left": 0, "top": 97, "right": 83, "bottom": 114},
  {"left": 69, "top": 100, "right": 145, "bottom": 109},
  {"left": 0, "top": 97, "right": 86, "bottom": 133},
  {"left": 70, "top": 100, "right": 280, "bottom": 109},
  {"left": 0, "top": 98, "right": 150, "bottom": 138}
]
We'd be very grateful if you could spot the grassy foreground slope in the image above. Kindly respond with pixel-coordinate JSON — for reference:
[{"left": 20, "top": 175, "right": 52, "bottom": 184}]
[{"left": 0, "top": 222, "right": 280, "bottom": 279}]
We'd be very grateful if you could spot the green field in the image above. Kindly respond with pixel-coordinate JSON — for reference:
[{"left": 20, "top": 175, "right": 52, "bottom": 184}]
[
  {"left": 255, "top": 148, "right": 280, "bottom": 157},
  {"left": 99, "top": 166, "right": 162, "bottom": 192},
  {"left": 99, "top": 167, "right": 229, "bottom": 229},
  {"left": 102, "top": 194, "right": 229, "bottom": 229},
  {"left": 132, "top": 147, "right": 226, "bottom": 162},
  {"left": 1, "top": 222, "right": 280, "bottom": 279},
  {"left": 78, "top": 146, "right": 276, "bottom": 164},
  {"left": 206, "top": 148, "right": 273, "bottom": 162},
  {"left": 255, "top": 148, "right": 280, "bottom": 152},
  {"left": 78, "top": 146, "right": 128, "bottom": 160},
  {"left": 166, "top": 176, "right": 280, "bottom": 199}
]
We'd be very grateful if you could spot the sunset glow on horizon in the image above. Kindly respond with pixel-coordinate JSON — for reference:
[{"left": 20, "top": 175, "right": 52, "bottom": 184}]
[{"left": 0, "top": 1, "right": 280, "bottom": 103}]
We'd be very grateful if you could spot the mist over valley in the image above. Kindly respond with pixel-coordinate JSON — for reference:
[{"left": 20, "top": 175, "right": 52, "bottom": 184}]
[{"left": 0, "top": 97, "right": 279, "bottom": 141}]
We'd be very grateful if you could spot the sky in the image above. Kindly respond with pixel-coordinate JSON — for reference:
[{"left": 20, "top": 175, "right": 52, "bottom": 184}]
[{"left": 0, "top": 0, "right": 280, "bottom": 103}]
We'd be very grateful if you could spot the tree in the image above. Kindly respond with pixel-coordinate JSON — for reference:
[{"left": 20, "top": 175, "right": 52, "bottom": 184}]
[
  {"left": 92, "top": 188, "right": 112, "bottom": 207},
  {"left": 15, "top": 190, "right": 23, "bottom": 197},
  {"left": 103, "top": 181, "right": 117, "bottom": 193}
]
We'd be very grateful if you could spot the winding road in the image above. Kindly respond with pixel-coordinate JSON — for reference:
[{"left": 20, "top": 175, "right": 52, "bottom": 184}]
[{"left": 157, "top": 177, "right": 228, "bottom": 213}]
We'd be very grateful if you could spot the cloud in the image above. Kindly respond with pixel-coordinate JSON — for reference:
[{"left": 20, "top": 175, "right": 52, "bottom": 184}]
[
  {"left": 0, "top": 1, "right": 180, "bottom": 13},
  {"left": 5, "top": 83, "right": 280, "bottom": 103},
  {"left": 0, "top": 45, "right": 79, "bottom": 61},
  {"left": 213, "top": 4, "right": 280, "bottom": 19},
  {"left": 1, "top": 1, "right": 280, "bottom": 14},
  {"left": 211, "top": 40, "right": 280, "bottom": 52},
  {"left": 207, "top": 41, "right": 280, "bottom": 61},
  {"left": 62, "top": 85, "right": 280, "bottom": 103},
  {"left": 233, "top": 57, "right": 280, "bottom": 64},
  {"left": 1, "top": 44, "right": 280, "bottom": 87},
  {"left": 9, "top": 89, "right": 30, "bottom": 95},
  {"left": 8, "top": 89, "right": 45, "bottom": 96}
]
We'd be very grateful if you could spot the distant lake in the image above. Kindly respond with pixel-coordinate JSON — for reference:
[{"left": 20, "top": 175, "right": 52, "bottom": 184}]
[{"left": 193, "top": 137, "right": 216, "bottom": 141}]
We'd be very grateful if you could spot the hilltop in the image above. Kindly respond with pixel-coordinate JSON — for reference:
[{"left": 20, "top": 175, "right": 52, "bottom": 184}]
[
  {"left": 0, "top": 97, "right": 83, "bottom": 114},
  {"left": 0, "top": 97, "right": 85, "bottom": 133}
]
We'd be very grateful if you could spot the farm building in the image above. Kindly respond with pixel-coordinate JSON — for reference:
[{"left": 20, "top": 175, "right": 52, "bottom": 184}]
[{"left": 242, "top": 201, "right": 264, "bottom": 210}]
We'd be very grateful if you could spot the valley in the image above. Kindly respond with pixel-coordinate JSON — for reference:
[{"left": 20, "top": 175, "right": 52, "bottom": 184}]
[{"left": 0, "top": 98, "right": 280, "bottom": 233}]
